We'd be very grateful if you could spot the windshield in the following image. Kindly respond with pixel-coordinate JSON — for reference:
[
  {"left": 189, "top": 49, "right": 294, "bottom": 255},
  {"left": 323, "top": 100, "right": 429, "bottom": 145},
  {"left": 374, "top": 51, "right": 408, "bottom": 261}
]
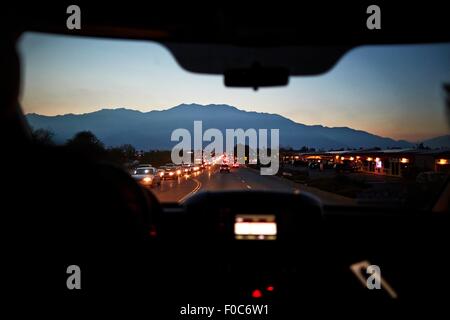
[
  {"left": 135, "top": 168, "right": 154, "bottom": 175},
  {"left": 19, "top": 32, "right": 450, "bottom": 207}
]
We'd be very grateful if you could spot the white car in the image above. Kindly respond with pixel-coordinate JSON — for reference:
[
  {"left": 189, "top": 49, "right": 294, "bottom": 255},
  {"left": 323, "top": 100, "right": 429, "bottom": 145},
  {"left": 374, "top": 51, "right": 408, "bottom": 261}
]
[{"left": 132, "top": 167, "right": 162, "bottom": 187}]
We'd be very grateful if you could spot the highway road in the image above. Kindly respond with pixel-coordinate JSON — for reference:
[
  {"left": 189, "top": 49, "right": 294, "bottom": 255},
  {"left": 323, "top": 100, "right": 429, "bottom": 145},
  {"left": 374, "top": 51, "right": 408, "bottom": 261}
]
[{"left": 150, "top": 166, "right": 354, "bottom": 205}]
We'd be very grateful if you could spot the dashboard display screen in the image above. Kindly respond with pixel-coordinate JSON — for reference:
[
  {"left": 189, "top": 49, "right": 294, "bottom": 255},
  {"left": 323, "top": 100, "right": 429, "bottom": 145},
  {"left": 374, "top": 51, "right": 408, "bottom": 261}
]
[{"left": 234, "top": 214, "right": 277, "bottom": 240}]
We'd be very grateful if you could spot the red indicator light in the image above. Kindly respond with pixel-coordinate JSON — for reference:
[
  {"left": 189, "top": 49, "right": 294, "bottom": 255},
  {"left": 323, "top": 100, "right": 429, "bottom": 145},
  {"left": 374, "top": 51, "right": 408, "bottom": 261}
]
[
  {"left": 252, "top": 289, "right": 263, "bottom": 298},
  {"left": 149, "top": 225, "right": 157, "bottom": 238},
  {"left": 266, "top": 285, "right": 274, "bottom": 292}
]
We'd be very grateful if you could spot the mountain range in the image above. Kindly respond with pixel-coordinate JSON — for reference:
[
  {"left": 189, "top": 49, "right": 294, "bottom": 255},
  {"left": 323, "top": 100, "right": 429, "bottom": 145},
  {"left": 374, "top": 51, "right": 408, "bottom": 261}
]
[{"left": 25, "top": 103, "right": 450, "bottom": 150}]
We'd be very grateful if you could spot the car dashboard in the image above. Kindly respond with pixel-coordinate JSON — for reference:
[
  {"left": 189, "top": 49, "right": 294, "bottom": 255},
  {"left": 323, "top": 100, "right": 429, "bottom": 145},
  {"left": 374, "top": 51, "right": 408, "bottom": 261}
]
[{"left": 143, "top": 190, "right": 450, "bottom": 316}]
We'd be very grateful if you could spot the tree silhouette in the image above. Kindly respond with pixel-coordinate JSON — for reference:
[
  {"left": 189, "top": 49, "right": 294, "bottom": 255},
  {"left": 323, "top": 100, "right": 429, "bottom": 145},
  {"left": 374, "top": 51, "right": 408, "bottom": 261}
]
[
  {"left": 107, "top": 144, "right": 137, "bottom": 165},
  {"left": 66, "top": 131, "right": 106, "bottom": 160},
  {"left": 31, "top": 128, "right": 55, "bottom": 146}
]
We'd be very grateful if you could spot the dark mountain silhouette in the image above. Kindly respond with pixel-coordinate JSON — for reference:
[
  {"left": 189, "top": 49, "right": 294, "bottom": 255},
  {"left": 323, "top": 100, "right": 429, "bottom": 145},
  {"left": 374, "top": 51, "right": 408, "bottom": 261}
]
[
  {"left": 420, "top": 134, "right": 450, "bottom": 149},
  {"left": 26, "top": 103, "right": 418, "bottom": 150}
]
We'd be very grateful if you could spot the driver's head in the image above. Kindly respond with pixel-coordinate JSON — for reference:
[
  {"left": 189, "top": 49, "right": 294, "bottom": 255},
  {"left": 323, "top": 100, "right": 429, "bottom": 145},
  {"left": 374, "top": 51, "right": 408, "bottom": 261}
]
[
  {"left": 1, "top": 33, "right": 20, "bottom": 114},
  {"left": 0, "top": 32, "right": 30, "bottom": 145}
]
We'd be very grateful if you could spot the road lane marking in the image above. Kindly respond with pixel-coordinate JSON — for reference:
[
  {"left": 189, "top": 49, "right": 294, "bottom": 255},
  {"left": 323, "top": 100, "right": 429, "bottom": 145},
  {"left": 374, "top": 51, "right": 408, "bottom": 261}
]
[{"left": 178, "top": 178, "right": 202, "bottom": 203}]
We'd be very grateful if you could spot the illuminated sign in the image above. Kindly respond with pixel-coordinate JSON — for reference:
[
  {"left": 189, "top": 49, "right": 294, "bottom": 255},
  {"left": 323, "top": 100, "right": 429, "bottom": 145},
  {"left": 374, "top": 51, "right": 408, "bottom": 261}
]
[{"left": 375, "top": 158, "right": 382, "bottom": 169}]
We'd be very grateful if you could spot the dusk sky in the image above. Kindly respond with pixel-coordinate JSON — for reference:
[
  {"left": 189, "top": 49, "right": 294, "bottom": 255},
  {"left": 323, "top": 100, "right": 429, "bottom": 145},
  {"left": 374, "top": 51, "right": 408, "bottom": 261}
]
[{"left": 18, "top": 32, "right": 450, "bottom": 142}]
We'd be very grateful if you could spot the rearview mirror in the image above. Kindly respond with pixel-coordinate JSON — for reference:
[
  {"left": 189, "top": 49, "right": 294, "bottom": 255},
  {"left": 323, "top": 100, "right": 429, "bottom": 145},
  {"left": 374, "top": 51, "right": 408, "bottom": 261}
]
[{"left": 224, "top": 63, "right": 289, "bottom": 90}]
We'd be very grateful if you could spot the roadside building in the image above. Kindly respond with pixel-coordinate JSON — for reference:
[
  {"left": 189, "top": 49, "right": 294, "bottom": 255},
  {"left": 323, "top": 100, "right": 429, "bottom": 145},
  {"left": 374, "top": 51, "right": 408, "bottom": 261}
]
[{"left": 285, "top": 148, "right": 450, "bottom": 178}]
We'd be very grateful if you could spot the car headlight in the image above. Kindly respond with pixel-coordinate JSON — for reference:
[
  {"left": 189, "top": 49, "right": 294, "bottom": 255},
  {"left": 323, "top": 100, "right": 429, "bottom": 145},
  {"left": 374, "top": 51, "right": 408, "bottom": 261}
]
[
  {"left": 143, "top": 177, "right": 152, "bottom": 183},
  {"left": 159, "top": 172, "right": 164, "bottom": 177},
  {"left": 177, "top": 169, "right": 182, "bottom": 175},
  {"left": 169, "top": 172, "right": 174, "bottom": 176}
]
